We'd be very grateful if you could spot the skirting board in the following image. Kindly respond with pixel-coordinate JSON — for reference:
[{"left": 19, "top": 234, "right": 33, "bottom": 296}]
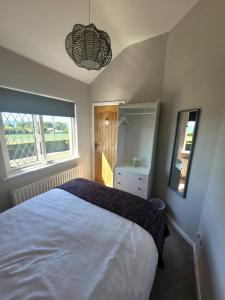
[
  {"left": 165, "top": 212, "right": 194, "bottom": 247},
  {"left": 165, "top": 212, "right": 202, "bottom": 300},
  {"left": 193, "top": 245, "right": 202, "bottom": 300}
]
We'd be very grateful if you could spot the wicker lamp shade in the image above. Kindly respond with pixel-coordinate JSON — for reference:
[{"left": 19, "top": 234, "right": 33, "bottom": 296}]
[{"left": 65, "top": 23, "right": 112, "bottom": 70}]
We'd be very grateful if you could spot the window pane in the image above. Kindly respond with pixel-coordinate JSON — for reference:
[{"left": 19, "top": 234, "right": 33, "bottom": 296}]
[
  {"left": 2, "top": 112, "right": 38, "bottom": 168},
  {"left": 184, "top": 121, "right": 195, "bottom": 152},
  {"left": 42, "top": 115, "right": 72, "bottom": 161}
]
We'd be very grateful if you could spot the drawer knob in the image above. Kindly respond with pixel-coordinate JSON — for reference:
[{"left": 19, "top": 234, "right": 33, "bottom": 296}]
[
  {"left": 118, "top": 182, "right": 121, "bottom": 185},
  {"left": 138, "top": 177, "right": 142, "bottom": 180},
  {"left": 138, "top": 187, "right": 142, "bottom": 191},
  {"left": 118, "top": 172, "right": 121, "bottom": 175}
]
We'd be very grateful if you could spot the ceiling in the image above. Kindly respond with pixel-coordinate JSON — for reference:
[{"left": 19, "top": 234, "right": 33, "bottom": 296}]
[{"left": 0, "top": 0, "right": 198, "bottom": 84}]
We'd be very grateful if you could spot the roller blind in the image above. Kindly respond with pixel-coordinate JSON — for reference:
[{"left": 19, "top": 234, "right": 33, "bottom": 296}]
[{"left": 0, "top": 87, "right": 75, "bottom": 117}]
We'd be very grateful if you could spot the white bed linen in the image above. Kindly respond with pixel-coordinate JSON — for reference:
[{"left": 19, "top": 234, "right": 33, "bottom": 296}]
[{"left": 0, "top": 188, "right": 158, "bottom": 300}]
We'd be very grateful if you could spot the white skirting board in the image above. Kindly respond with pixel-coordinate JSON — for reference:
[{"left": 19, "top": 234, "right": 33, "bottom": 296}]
[
  {"left": 193, "top": 245, "right": 202, "bottom": 300},
  {"left": 165, "top": 212, "right": 194, "bottom": 247},
  {"left": 165, "top": 213, "right": 202, "bottom": 300}
]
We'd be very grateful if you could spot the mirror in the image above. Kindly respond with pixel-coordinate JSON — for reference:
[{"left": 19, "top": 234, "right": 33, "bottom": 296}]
[{"left": 169, "top": 109, "right": 200, "bottom": 198}]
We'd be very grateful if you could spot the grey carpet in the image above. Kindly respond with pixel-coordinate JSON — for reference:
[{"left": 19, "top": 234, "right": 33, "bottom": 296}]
[{"left": 150, "top": 223, "right": 197, "bottom": 300}]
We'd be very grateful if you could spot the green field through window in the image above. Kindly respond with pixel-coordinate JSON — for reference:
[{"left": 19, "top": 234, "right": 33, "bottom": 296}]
[{"left": 6, "top": 133, "right": 69, "bottom": 145}]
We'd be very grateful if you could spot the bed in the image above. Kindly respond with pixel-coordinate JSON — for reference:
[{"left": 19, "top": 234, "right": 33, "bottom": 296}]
[{"left": 0, "top": 179, "right": 167, "bottom": 300}]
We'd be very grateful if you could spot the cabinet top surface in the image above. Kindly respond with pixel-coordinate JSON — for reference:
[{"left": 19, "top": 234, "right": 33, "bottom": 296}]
[
  {"left": 115, "top": 165, "right": 150, "bottom": 175},
  {"left": 119, "top": 101, "right": 159, "bottom": 109}
]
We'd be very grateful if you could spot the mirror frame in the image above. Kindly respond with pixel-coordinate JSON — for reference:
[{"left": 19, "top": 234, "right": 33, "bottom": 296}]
[{"left": 169, "top": 109, "right": 201, "bottom": 198}]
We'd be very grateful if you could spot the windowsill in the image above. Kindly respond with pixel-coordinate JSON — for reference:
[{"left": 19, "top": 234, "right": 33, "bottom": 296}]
[{"left": 3, "top": 155, "right": 80, "bottom": 181}]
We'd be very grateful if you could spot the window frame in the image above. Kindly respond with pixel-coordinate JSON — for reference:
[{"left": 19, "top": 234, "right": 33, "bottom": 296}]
[{"left": 0, "top": 112, "right": 78, "bottom": 175}]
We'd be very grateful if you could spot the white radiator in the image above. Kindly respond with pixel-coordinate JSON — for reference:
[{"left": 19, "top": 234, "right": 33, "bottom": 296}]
[{"left": 11, "top": 166, "right": 83, "bottom": 206}]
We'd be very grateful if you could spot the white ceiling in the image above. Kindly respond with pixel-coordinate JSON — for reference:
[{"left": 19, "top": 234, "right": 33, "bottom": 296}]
[{"left": 0, "top": 0, "right": 198, "bottom": 84}]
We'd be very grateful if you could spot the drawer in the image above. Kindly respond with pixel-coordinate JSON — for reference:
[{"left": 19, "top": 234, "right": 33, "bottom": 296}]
[
  {"left": 114, "top": 177, "right": 132, "bottom": 194},
  {"left": 114, "top": 180, "right": 127, "bottom": 192},
  {"left": 114, "top": 173, "right": 142, "bottom": 187},
  {"left": 131, "top": 183, "right": 148, "bottom": 198},
  {"left": 114, "top": 175, "right": 130, "bottom": 190},
  {"left": 135, "top": 174, "right": 147, "bottom": 183},
  {"left": 114, "top": 169, "right": 128, "bottom": 179},
  {"left": 115, "top": 168, "right": 147, "bottom": 183},
  {"left": 133, "top": 187, "right": 147, "bottom": 199},
  {"left": 114, "top": 173, "right": 148, "bottom": 199}
]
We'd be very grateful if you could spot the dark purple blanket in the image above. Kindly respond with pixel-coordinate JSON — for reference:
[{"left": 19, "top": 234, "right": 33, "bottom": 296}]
[{"left": 58, "top": 178, "right": 169, "bottom": 267}]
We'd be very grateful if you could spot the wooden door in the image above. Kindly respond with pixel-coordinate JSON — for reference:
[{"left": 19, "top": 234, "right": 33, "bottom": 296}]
[{"left": 94, "top": 105, "right": 118, "bottom": 187}]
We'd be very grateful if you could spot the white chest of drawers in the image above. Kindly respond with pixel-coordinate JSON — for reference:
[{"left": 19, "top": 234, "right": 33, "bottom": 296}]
[{"left": 114, "top": 166, "right": 150, "bottom": 199}]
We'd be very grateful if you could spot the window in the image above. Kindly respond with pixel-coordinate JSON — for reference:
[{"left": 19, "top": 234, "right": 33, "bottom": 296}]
[
  {"left": 0, "top": 112, "right": 77, "bottom": 173},
  {"left": 183, "top": 121, "right": 196, "bottom": 153},
  {"left": 42, "top": 115, "right": 74, "bottom": 162}
]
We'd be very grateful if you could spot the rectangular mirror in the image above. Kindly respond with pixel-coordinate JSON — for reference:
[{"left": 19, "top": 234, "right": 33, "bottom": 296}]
[{"left": 169, "top": 109, "right": 200, "bottom": 198}]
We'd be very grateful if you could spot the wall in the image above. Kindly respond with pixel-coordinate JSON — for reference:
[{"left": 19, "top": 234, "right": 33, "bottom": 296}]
[
  {"left": 1, "top": 1, "right": 224, "bottom": 297},
  {"left": 197, "top": 109, "right": 225, "bottom": 300},
  {"left": 156, "top": 2, "right": 225, "bottom": 298},
  {"left": 90, "top": 3, "right": 225, "bottom": 298},
  {"left": 90, "top": 33, "right": 168, "bottom": 103},
  {"left": 90, "top": 0, "right": 225, "bottom": 240},
  {"left": 0, "top": 47, "right": 91, "bottom": 212},
  {"left": 155, "top": 0, "right": 225, "bottom": 241}
]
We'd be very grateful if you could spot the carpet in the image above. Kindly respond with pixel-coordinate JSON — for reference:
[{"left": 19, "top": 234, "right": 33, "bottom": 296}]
[{"left": 150, "top": 223, "right": 197, "bottom": 300}]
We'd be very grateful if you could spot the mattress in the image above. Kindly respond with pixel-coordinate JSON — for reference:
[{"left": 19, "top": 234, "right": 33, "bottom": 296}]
[{"left": 0, "top": 188, "right": 158, "bottom": 300}]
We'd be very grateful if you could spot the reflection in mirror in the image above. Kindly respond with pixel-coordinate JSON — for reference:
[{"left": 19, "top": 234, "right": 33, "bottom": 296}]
[{"left": 169, "top": 109, "right": 200, "bottom": 198}]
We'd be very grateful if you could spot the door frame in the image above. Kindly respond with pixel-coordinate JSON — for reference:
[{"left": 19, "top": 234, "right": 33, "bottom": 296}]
[{"left": 91, "top": 101, "right": 126, "bottom": 180}]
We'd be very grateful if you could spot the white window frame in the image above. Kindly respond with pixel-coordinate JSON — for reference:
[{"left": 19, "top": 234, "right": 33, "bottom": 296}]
[{"left": 0, "top": 112, "right": 77, "bottom": 175}]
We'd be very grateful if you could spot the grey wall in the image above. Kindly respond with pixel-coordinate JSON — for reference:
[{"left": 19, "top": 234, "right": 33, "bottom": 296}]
[
  {"left": 0, "top": 47, "right": 91, "bottom": 212},
  {"left": 159, "top": 2, "right": 225, "bottom": 298},
  {"left": 90, "top": 1, "right": 225, "bottom": 298},
  {"left": 154, "top": 0, "right": 225, "bottom": 240},
  {"left": 1, "top": 1, "right": 225, "bottom": 298},
  {"left": 90, "top": 33, "right": 168, "bottom": 103},
  {"left": 90, "top": 0, "right": 225, "bottom": 241},
  {"left": 197, "top": 110, "right": 225, "bottom": 300}
]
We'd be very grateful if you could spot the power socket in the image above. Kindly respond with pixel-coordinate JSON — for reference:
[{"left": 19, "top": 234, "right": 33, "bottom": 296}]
[{"left": 196, "top": 232, "right": 203, "bottom": 248}]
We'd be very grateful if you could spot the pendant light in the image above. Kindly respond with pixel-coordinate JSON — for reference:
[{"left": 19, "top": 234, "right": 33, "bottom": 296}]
[{"left": 65, "top": 0, "right": 112, "bottom": 70}]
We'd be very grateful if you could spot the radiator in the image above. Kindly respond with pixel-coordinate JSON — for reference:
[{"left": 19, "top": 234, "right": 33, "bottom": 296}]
[{"left": 11, "top": 166, "right": 83, "bottom": 206}]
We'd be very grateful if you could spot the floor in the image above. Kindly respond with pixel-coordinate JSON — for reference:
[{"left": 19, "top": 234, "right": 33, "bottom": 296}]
[{"left": 150, "top": 223, "right": 197, "bottom": 300}]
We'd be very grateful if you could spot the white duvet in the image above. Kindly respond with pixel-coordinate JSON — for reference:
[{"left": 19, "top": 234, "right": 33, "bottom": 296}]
[{"left": 0, "top": 188, "right": 158, "bottom": 300}]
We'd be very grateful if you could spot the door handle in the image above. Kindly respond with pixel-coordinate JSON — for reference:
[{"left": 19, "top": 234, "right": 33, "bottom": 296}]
[{"left": 95, "top": 143, "right": 99, "bottom": 150}]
